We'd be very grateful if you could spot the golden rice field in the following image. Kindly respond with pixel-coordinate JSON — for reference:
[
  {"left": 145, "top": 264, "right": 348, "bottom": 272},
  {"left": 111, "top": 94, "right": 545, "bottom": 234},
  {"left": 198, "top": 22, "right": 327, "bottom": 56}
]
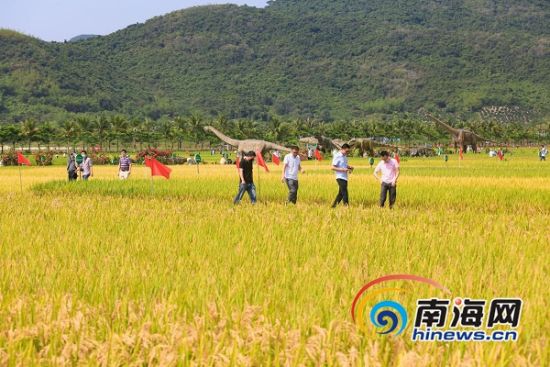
[{"left": 0, "top": 149, "right": 548, "bottom": 366}]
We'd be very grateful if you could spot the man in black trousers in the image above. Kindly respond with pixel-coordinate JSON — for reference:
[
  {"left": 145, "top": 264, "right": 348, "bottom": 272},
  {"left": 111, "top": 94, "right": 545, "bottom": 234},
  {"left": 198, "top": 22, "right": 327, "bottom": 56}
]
[
  {"left": 373, "top": 151, "right": 400, "bottom": 209},
  {"left": 331, "top": 143, "right": 354, "bottom": 207}
]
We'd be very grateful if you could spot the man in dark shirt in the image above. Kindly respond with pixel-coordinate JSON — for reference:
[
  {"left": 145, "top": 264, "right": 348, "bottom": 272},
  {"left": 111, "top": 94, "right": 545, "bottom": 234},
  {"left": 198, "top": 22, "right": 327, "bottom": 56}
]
[
  {"left": 234, "top": 151, "right": 257, "bottom": 204},
  {"left": 67, "top": 151, "right": 77, "bottom": 181},
  {"left": 118, "top": 149, "right": 132, "bottom": 179}
]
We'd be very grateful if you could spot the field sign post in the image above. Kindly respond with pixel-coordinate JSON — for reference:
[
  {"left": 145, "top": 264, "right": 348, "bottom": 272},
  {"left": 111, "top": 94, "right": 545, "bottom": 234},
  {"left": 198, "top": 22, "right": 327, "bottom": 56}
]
[
  {"left": 76, "top": 154, "right": 83, "bottom": 180},
  {"left": 195, "top": 153, "right": 202, "bottom": 174}
]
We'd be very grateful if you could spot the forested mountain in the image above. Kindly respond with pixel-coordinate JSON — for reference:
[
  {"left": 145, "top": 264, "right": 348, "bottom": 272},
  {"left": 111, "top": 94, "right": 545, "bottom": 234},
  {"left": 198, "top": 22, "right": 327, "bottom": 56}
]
[
  {"left": 69, "top": 35, "right": 99, "bottom": 42},
  {"left": 0, "top": 0, "right": 548, "bottom": 123}
]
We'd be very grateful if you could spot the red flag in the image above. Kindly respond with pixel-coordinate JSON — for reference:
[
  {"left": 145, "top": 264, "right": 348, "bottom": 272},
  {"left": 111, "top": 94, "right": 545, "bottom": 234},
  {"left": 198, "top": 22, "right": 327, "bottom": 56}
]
[
  {"left": 272, "top": 153, "right": 280, "bottom": 165},
  {"left": 256, "top": 151, "right": 269, "bottom": 172},
  {"left": 459, "top": 147, "right": 464, "bottom": 160},
  {"left": 497, "top": 150, "right": 504, "bottom": 161},
  {"left": 314, "top": 149, "right": 322, "bottom": 161},
  {"left": 17, "top": 152, "right": 31, "bottom": 166},
  {"left": 144, "top": 157, "right": 171, "bottom": 179},
  {"left": 236, "top": 157, "right": 240, "bottom": 169},
  {"left": 394, "top": 152, "right": 400, "bottom": 164}
]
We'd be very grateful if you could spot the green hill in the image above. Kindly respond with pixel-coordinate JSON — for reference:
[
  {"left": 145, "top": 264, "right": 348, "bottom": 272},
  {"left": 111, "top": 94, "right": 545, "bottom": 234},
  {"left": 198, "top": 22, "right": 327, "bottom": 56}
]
[
  {"left": 69, "top": 35, "right": 99, "bottom": 42},
  {"left": 0, "top": 0, "right": 549, "bottom": 123}
]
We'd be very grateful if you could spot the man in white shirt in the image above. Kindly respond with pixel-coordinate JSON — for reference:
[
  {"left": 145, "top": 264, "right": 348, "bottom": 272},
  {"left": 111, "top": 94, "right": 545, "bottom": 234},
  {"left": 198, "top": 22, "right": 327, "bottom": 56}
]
[
  {"left": 281, "top": 146, "right": 304, "bottom": 204},
  {"left": 78, "top": 150, "right": 93, "bottom": 181},
  {"left": 373, "top": 151, "right": 400, "bottom": 209}
]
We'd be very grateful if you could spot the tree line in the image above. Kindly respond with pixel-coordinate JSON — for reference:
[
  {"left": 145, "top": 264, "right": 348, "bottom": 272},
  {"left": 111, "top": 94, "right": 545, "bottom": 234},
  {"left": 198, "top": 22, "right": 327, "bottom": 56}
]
[{"left": 0, "top": 114, "right": 547, "bottom": 153}]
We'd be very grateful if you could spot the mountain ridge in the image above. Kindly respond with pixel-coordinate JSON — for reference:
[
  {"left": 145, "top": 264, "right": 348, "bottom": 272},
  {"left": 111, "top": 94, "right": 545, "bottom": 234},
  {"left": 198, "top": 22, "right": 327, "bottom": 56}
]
[{"left": 0, "top": 0, "right": 548, "bottom": 123}]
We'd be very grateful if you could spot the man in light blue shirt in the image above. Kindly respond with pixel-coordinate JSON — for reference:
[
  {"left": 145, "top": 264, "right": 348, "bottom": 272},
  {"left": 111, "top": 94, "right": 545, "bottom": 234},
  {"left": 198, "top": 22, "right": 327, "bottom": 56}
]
[
  {"left": 540, "top": 145, "right": 547, "bottom": 161},
  {"left": 331, "top": 143, "right": 354, "bottom": 207}
]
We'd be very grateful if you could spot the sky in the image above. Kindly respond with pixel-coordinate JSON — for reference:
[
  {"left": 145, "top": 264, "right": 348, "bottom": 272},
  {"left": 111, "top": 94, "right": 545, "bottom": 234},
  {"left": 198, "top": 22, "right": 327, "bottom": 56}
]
[{"left": 1, "top": 0, "right": 269, "bottom": 42}]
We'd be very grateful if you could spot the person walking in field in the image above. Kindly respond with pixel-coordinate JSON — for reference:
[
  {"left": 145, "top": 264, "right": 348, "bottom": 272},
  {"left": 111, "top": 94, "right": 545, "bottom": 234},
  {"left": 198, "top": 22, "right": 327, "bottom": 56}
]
[
  {"left": 118, "top": 149, "right": 132, "bottom": 179},
  {"left": 374, "top": 151, "right": 400, "bottom": 209},
  {"left": 78, "top": 150, "right": 93, "bottom": 181},
  {"left": 281, "top": 145, "right": 304, "bottom": 204},
  {"left": 67, "top": 151, "right": 78, "bottom": 181},
  {"left": 331, "top": 143, "right": 354, "bottom": 208},
  {"left": 540, "top": 145, "right": 548, "bottom": 161},
  {"left": 234, "top": 151, "right": 257, "bottom": 204}
]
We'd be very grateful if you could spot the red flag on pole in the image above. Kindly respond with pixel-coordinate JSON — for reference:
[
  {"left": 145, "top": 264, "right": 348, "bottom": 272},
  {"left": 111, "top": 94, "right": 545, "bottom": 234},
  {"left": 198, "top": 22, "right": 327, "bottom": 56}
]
[
  {"left": 256, "top": 151, "right": 269, "bottom": 172},
  {"left": 314, "top": 149, "right": 322, "bottom": 161},
  {"left": 497, "top": 150, "right": 503, "bottom": 161},
  {"left": 236, "top": 157, "right": 240, "bottom": 169},
  {"left": 459, "top": 147, "right": 464, "bottom": 160},
  {"left": 394, "top": 152, "right": 400, "bottom": 164},
  {"left": 272, "top": 153, "right": 280, "bottom": 165},
  {"left": 17, "top": 152, "right": 31, "bottom": 166},
  {"left": 144, "top": 157, "right": 171, "bottom": 179}
]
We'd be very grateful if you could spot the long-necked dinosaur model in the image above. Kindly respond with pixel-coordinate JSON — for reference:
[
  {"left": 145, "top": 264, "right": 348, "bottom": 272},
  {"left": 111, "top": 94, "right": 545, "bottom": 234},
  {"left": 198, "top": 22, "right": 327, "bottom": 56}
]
[
  {"left": 299, "top": 136, "right": 343, "bottom": 152},
  {"left": 425, "top": 112, "right": 490, "bottom": 153},
  {"left": 301, "top": 136, "right": 396, "bottom": 156},
  {"left": 204, "top": 126, "right": 291, "bottom": 156},
  {"left": 347, "top": 138, "right": 397, "bottom": 157}
]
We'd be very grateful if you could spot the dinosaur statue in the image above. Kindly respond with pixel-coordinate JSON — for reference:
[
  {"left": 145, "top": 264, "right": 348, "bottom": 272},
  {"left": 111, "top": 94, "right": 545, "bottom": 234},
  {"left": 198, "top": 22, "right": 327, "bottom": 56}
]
[
  {"left": 425, "top": 112, "right": 489, "bottom": 153},
  {"left": 299, "top": 136, "right": 343, "bottom": 152},
  {"left": 332, "top": 139, "right": 347, "bottom": 150},
  {"left": 347, "top": 138, "right": 397, "bottom": 157},
  {"left": 298, "top": 136, "right": 319, "bottom": 146},
  {"left": 204, "top": 126, "right": 291, "bottom": 157}
]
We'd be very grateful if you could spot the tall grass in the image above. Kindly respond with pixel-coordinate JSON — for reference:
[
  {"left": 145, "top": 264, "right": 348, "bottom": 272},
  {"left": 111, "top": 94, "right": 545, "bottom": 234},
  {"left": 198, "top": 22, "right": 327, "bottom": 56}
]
[{"left": 0, "top": 152, "right": 548, "bottom": 365}]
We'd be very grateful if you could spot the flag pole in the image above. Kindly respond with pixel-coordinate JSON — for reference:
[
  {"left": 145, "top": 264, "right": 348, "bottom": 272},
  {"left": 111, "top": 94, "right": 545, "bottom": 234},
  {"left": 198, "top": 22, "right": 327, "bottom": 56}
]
[
  {"left": 256, "top": 160, "right": 260, "bottom": 203},
  {"left": 150, "top": 175, "right": 154, "bottom": 194},
  {"left": 18, "top": 163, "right": 23, "bottom": 193}
]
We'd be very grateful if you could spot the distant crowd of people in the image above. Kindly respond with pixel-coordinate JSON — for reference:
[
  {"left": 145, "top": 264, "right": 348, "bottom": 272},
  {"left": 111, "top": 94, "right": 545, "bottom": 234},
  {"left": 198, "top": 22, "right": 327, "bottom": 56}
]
[
  {"left": 64, "top": 144, "right": 548, "bottom": 208},
  {"left": 67, "top": 149, "right": 131, "bottom": 181}
]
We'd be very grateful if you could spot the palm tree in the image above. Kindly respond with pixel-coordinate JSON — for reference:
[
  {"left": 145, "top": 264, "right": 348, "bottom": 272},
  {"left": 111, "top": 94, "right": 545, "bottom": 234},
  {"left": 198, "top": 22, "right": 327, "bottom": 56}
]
[
  {"left": 157, "top": 119, "right": 175, "bottom": 150},
  {"left": 128, "top": 118, "right": 142, "bottom": 150},
  {"left": 266, "top": 117, "right": 282, "bottom": 142},
  {"left": 38, "top": 121, "right": 58, "bottom": 150},
  {"left": 173, "top": 116, "right": 187, "bottom": 150},
  {"left": 76, "top": 116, "right": 93, "bottom": 150},
  {"left": 0, "top": 124, "right": 11, "bottom": 154},
  {"left": 214, "top": 114, "right": 232, "bottom": 132},
  {"left": 234, "top": 119, "right": 257, "bottom": 140},
  {"left": 59, "top": 120, "right": 79, "bottom": 151},
  {"left": 188, "top": 114, "right": 204, "bottom": 149},
  {"left": 5, "top": 124, "right": 22, "bottom": 151},
  {"left": 0, "top": 124, "right": 9, "bottom": 154},
  {"left": 304, "top": 117, "right": 319, "bottom": 136},
  {"left": 2, "top": 124, "right": 21, "bottom": 150},
  {"left": 93, "top": 116, "right": 110, "bottom": 150},
  {"left": 139, "top": 119, "right": 157, "bottom": 148},
  {"left": 20, "top": 120, "right": 39, "bottom": 151},
  {"left": 110, "top": 115, "right": 129, "bottom": 151}
]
